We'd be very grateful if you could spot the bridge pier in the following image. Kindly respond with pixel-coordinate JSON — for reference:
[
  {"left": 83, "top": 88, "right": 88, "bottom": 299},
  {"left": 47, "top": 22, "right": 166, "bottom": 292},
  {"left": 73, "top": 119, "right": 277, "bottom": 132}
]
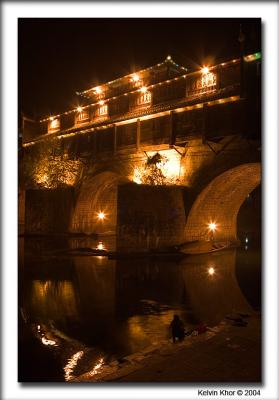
[{"left": 117, "top": 184, "right": 186, "bottom": 252}]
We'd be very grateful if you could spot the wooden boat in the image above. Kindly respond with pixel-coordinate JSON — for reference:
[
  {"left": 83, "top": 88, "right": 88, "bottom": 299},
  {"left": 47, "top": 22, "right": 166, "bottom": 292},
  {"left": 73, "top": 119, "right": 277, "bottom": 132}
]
[{"left": 179, "top": 240, "right": 233, "bottom": 255}]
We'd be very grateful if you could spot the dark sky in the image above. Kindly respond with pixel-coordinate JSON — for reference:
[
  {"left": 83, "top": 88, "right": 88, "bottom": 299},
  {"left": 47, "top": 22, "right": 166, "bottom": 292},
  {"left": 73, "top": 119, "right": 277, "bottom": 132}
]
[{"left": 18, "top": 18, "right": 261, "bottom": 119}]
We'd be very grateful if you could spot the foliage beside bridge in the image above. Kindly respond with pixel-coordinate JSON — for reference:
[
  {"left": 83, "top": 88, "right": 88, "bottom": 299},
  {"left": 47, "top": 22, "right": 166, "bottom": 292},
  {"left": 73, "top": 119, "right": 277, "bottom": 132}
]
[{"left": 22, "top": 138, "right": 87, "bottom": 189}]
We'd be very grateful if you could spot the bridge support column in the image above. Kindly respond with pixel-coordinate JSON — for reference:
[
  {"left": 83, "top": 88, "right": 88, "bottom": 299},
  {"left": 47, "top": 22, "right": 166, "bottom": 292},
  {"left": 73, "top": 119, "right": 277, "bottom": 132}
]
[
  {"left": 202, "top": 103, "right": 208, "bottom": 143},
  {"left": 113, "top": 124, "right": 117, "bottom": 155},
  {"left": 136, "top": 118, "right": 141, "bottom": 150},
  {"left": 169, "top": 111, "right": 175, "bottom": 145}
]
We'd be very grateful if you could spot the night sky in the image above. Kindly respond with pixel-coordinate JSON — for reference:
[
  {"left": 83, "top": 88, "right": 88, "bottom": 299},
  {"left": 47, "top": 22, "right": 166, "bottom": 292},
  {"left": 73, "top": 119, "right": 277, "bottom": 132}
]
[{"left": 18, "top": 18, "right": 260, "bottom": 119}]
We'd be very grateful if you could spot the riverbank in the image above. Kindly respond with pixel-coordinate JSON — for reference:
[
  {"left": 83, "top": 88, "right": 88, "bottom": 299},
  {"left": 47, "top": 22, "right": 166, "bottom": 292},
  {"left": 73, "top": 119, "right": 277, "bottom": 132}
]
[{"left": 75, "top": 313, "right": 261, "bottom": 383}]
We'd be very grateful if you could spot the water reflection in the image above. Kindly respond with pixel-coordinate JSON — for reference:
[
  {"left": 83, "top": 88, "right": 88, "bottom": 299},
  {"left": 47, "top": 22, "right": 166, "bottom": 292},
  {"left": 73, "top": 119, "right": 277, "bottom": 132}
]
[
  {"left": 28, "top": 280, "right": 79, "bottom": 321},
  {"left": 20, "top": 239, "right": 260, "bottom": 381},
  {"left": 208, "top": 267, "right": 215, "bottom": 275},
  {"left": 64, "top": 351, "right": 84, "bottom": 381},
  {"left": 179, "top": 251, "right": 253, "bottom": 326}
]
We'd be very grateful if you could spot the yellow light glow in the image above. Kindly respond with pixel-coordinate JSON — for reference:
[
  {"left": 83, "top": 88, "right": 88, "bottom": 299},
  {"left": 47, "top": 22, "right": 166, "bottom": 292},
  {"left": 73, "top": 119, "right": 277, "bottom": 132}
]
[
  {"left": 99, "top": 100, "right": 105, "bottom": 105},
  {"left": 89, "top": 357, "right": 104, "bottom": 376},
  {"left": 208, "top": 222, "right": 217, "bottom": 231},
  {"left": 131, "top": 74, "right": 140, "bottom": 82},
  {"left": 77, "top": 106, "right": 83, "bottom": 112},
  {"left": 49, "top": 116, "right": 54, "bottom": 121},
  {"left": 208, "top": 267, "right": 215, "bottom": 276},
  {"left": 97, "top": 242, "right": 104, "bottom": 250},
  {"left": 94, "top": 86, "right": 102, "bottom": 94},
  {"left": 41, "top": 337, "right": 58, "bottom": 346},
  {"left": 131, "top": 166, "right": 144, "bottom": 184},
  {"left": 131, "top": 149, "right": 182, "bottom": 185},
  {"left": 97, "top": 212, "right": 105, "bottom": 220},
  {"left": 34, "top": 158, "right": 83, "bottom": 188},
  {"left": 64, "top": 351, "right": 84, "bottom": 381},
  {"left": 140, "top": 86, "right": 147, "bottom": 93},
  {"left": 201, "top": 66, "right": 209, "bottom": 74},
  {"left": 166, "top": 55, "right": 172, "bottom": 60}
]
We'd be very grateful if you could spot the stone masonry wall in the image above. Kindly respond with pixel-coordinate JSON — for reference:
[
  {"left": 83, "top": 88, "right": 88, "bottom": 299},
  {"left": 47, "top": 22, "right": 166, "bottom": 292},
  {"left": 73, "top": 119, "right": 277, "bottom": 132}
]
[
  {"left": 117, "top": 183, "right": 186, "bottom": 251},
  {"left": 25, "top": 188, "right": 74, "bottom": 234}
]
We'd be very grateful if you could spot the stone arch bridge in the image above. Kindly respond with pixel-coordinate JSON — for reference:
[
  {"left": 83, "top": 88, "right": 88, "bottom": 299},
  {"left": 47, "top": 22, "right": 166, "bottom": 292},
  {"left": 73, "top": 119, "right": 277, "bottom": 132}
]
[{"left": 21, "top": 135, "right": 260, "bottom": 251}]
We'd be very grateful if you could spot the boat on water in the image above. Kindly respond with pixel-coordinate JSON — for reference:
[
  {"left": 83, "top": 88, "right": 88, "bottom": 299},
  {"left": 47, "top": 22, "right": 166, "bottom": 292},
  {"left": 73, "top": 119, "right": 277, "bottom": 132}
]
[
  {"left": 178, "top": 240, "right": 236, "bottom": 255},
  {"left": 58, "top": 241, "right": 236, "bottom": 258}
]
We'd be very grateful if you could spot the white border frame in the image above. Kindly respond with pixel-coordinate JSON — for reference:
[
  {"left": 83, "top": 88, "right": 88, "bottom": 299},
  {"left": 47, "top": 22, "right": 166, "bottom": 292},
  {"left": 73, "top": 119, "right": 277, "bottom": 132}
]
[{"left": 1, "top": 2, "right": 278, "bottom": 399}]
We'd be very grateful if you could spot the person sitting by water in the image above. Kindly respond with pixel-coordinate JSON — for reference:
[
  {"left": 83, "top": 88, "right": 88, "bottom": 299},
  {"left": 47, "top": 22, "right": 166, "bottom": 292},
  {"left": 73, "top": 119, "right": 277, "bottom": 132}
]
[{"left": 170, "top": 314, "right": 185, "bottom": 343}]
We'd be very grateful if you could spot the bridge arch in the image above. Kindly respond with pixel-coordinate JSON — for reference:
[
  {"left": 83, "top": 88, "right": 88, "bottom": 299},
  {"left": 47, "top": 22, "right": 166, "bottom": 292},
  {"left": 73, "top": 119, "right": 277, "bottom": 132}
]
[
  {"left": 184, "top": 163, "right": 261, "bottom": 242},
  {"left": 70, "top": 171, "right": 128, "bottom": 234}
]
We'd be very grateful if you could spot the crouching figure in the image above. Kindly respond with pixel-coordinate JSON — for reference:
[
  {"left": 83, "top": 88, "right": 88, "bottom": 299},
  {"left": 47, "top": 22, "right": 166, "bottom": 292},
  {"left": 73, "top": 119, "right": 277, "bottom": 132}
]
[{"left": 170, "top": 314, "right": 185, "bottom": 343}]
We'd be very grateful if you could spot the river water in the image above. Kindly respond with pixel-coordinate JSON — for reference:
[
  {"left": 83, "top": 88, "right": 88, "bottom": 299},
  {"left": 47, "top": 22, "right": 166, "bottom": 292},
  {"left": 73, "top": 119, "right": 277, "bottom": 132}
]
[{"left": 18, "top": 236, "right": 261, "bottom": 382}]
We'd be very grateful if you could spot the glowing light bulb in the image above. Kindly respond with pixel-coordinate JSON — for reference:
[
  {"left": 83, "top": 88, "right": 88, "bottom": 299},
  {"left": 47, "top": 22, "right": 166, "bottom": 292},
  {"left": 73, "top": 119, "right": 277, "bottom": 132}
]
[
  {"left": 208, "top": 222, "right": 217, "bottom": 231},
  {"left": 97, "top": 242, "right": 104, "bottom": 250},
  {"left": 77, "top": 106, "right": 83, "bottom": 112},
  {"left": 208, "top": 267, "right": 215, "bottom": 276},
  {"left": 94, "top": 86, "right": 102, "bottom": 94},
  {"left": 99, "top": 100, "right": 105, "bottom": 105},
  {"left": 140, "top": 86, "right": 147, "bottom": 93},
  {"left": 49, "top": 116, "right": 54, "bottom": 121},
  {"left": 132, "top": 74, "right": 140, "bottom": 82},
  {"left": 201, "top": 66, "right": 209, "bottom": 74},
  {"left": 166, "top": 55, "right": 172, "bottom": 61},
  {"left": 97, "top": 212, "right": 105, "bottom": 220}
]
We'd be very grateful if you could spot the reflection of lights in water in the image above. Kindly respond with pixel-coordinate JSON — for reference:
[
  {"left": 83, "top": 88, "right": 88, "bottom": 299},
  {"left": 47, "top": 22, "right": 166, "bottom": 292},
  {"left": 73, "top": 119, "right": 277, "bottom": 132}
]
[
  {"left": 89, "top": 358, "right": 104, "bottom": 376},
  {"left": 41, "top": 336, "right": 58, "bottom": 346},
  {"left": 208, "top": 267, "right": 215, "bottom": 276},
  {"left": 245, "top": 245, "right": 248, "bottom": 251},
  {"left": 64, "top": 351, "right": 84, "bottom": 381},
  {"left": 32, "top": 280, "right": 78, "bottom": 318},
  {"left": 97, "top": 242, "right": 104, "bottom": 250}
]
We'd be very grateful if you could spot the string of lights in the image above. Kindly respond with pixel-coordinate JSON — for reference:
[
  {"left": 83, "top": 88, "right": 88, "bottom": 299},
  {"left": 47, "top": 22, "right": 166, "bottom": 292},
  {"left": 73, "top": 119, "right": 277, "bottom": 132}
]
[
  {"left": 23, "top": 94, "right": 240, "bottom": 148},
  {"left": 38, "top": 54, "right": 248, "bottom": 123},
  {"left": 78, "top": 55, "right": 187, "bottom": 95}
]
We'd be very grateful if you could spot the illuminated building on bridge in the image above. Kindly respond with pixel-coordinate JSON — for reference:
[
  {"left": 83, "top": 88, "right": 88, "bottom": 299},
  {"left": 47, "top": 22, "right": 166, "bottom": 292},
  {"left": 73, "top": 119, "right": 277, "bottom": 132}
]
[
  {"left": 22, "top": 52, "right": 261, "bottom": 150},
  {"left": 20, "top": 53, "right": 261, "bottom": 249}
]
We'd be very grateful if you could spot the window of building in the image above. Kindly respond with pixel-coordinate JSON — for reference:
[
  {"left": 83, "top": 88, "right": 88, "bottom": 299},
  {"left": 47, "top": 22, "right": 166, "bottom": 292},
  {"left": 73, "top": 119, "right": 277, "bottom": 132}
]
[
  {"left": 98, "top": 104, "right": 108, "bottom": 116},
  {"left": 76, "top": 110, "right": 89, "bottom": 123},
  {"left": 137, "top": 91, "right": 152, "bottom": 106},
  {"left": 48, "top": 118, "right": 60, "bottom": 132},
  {"left": 130, "top": 75, "right": 143, "bottom": 89},
  {"left": 187, "top": 72, "right": 217, "bottom": 97},
  {"left": 197, "top": 72, "right": 217, "bottom": 90}
]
